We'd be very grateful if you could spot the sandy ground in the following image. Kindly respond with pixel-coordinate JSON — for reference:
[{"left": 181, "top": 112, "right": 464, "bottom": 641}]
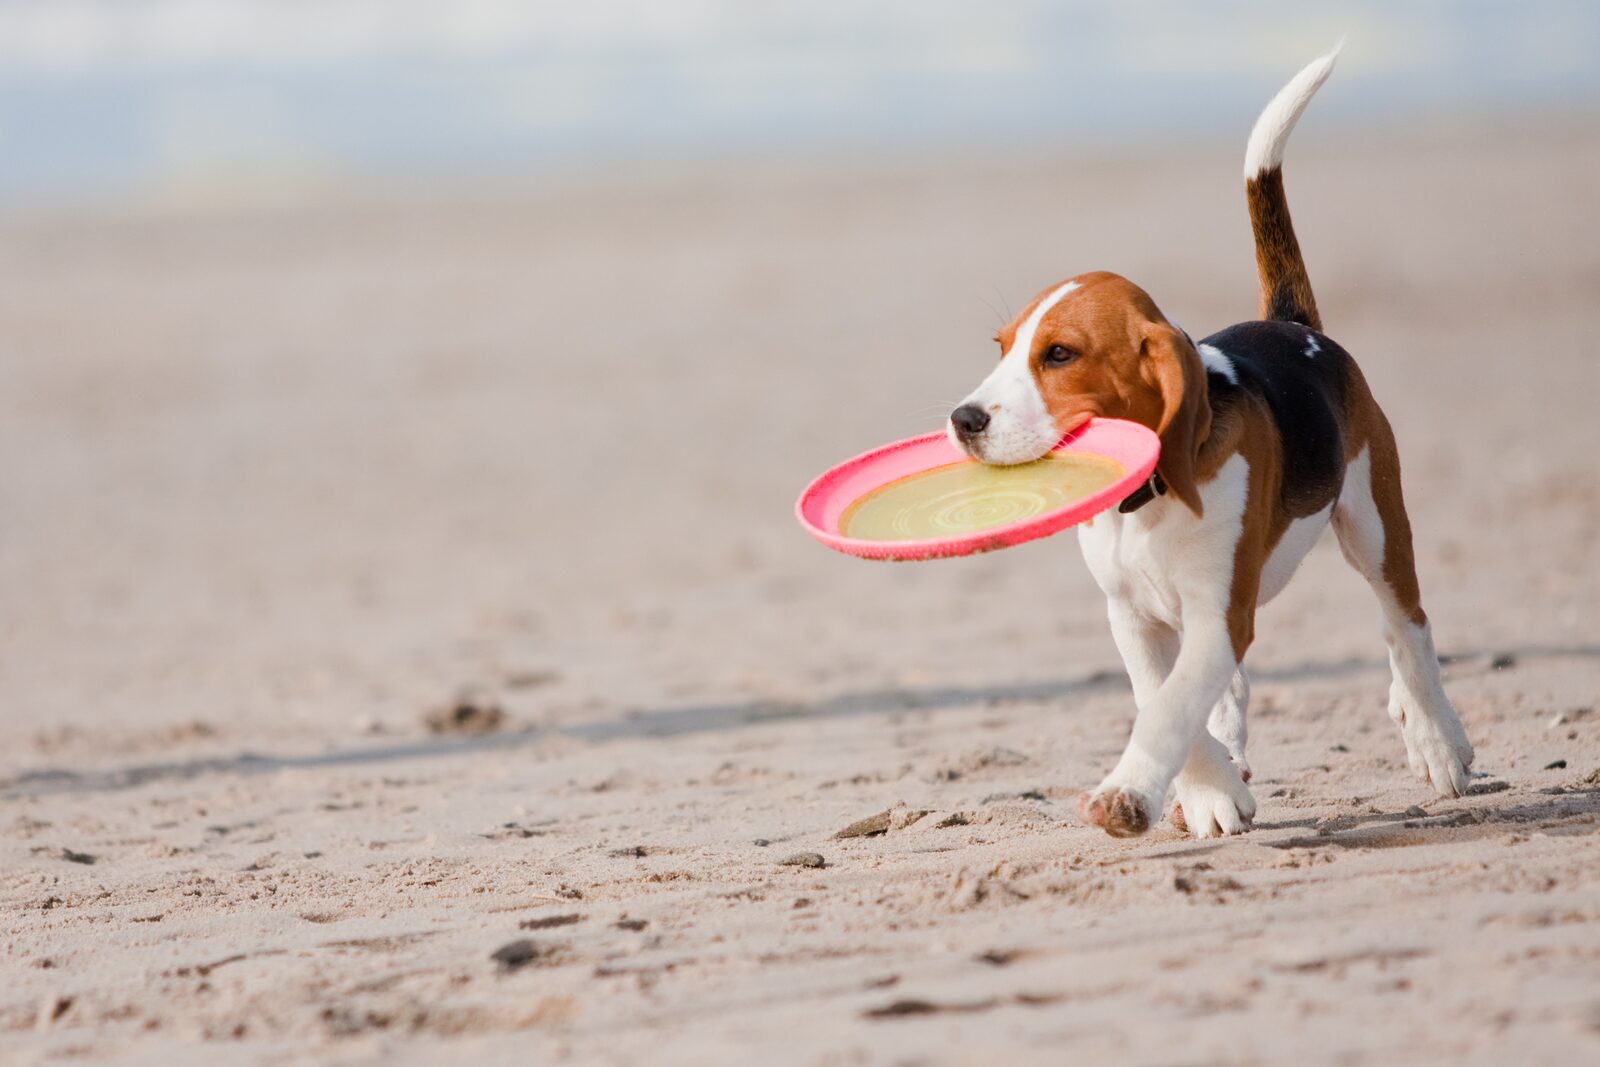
[{"left": 2, "top": 127, "right": 1599, "bottom": 1066}]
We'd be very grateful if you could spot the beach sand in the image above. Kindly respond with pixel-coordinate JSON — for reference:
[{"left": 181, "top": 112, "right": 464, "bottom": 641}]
[{"left": 2, "top": 128, "right": 1598, "bottom": 1065}]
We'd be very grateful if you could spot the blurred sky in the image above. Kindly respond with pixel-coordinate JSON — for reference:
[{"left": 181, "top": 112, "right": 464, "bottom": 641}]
[{"left": 0, "top": 0, "right": 1596, "bottom": 208}]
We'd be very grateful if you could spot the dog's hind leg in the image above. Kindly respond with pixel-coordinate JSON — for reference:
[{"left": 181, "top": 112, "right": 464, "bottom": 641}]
[
  {"left": 1206, "top": 666, "right": 1251, "bottom": 781},
  {"left": 1332, "top": 424, "right": 1474, "bottom": 797}
]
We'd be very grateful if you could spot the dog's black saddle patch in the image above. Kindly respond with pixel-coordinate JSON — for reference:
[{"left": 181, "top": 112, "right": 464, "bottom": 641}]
[{"left": 1197, "top": 320, "right": 1351, "bottom": 518}]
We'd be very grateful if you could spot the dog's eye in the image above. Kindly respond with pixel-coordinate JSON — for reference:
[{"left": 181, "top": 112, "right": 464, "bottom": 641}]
[{"left": 1042, "top": 344, "right": 1079, "bottom": 366}]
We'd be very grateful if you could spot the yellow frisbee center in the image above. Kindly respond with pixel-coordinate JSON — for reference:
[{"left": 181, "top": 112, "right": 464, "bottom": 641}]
[{"left": 840, "top": 452, "right": 1124, "bottom": 541}]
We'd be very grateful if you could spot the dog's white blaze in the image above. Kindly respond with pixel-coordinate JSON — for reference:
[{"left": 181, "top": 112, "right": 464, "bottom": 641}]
[
  {"left": 1305, "top": 334, "right": 1321, "bottom": 358},
  {"left": 982, "top": 279, "right": 1081, "bottom": 399},
  {"left": 1196, "top": 343, "right": 1238, "bottom": 384},
  {"left": 954, "top": 280, "right": 1080, "bottom": 464}
]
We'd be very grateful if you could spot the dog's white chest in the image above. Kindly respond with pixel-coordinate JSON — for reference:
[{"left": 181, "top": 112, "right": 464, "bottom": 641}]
[
  {"left": 1078, "top": 508, "right": 1183, "bottom": 626},
  {"left": 1076, "top": 455, "right": 1251, "bottom": 627}
]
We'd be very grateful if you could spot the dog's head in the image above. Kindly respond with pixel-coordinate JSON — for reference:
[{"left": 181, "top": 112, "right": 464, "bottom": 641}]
[{"left": 948, "top": 271, "right": 1211, "bottom": 515}]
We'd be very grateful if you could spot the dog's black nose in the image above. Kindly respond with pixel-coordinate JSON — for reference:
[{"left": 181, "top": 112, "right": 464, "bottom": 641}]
[{"left": 950, "top": 404, "right": 991, "bottom": 436}]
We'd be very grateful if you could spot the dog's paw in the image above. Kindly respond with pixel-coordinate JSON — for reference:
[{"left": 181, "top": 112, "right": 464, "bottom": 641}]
[
  {"left": 1398, "top": 713, "right": 1474, "bottom": 799},
  {"left": 1076, "top": 785, "right": 1156, "bottom": 838},
  {"left": 1391, "top": 693, "right": 1474, "bottom": 798},
  {"left": 1171, "top": 767, "right": 1256, "bottom": 839}
]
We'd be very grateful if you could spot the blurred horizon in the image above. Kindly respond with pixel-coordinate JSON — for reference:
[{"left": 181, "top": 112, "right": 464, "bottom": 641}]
[{"left": 0, "top": 0, "right": 1597, "bottom": 211}]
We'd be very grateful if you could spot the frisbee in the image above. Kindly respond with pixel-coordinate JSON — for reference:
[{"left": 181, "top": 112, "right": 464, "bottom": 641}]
[{"left": 795, "top": 417, "right": 1160, "bottom": 561}]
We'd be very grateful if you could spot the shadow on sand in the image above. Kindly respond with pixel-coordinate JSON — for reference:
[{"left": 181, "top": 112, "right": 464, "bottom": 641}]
[{"left": 3, "top": 642, "right": 1595, "bottom": 799}]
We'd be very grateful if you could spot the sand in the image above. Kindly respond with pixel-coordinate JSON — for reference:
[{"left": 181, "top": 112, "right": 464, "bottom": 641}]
[{"left": 2, "top": 127, "right": 1598, "bottom": 1065}]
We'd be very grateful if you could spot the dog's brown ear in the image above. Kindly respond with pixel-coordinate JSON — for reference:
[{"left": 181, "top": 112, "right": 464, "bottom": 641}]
[{"left": 1142, "top": 323, "right": 1211, "bottom": 517}]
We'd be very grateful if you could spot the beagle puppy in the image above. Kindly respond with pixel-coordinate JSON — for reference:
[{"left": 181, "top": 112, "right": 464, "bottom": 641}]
[{"left": 948, "top": 47, "right": 1475, "bottom": 838}]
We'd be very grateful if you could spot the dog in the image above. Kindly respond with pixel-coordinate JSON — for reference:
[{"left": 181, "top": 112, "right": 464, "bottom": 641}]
[{"left": 946, "top": 46, "right": 1475, "bottom": 839}]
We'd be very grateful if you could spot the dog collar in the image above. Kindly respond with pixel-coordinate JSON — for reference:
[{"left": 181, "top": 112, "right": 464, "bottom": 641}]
[{"left": 1118, "top": 470, "right": 1168, "bottom": 514}]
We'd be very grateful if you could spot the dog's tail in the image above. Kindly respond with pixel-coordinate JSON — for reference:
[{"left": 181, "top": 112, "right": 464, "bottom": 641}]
[{"left": 1243, "top": 43, "right": 1340, "bottom": 332}]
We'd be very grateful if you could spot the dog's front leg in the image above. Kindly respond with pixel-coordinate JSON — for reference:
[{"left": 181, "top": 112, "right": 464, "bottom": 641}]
[
  {"left": 1170, "top": 728, "right": 1258, "bottom": 838},
  {"left": 1077, "top": 615, "right": 1241, "bottom": 838},
  {"left": 1105, "top": 599, "right": 1179, "bottom": 707}
]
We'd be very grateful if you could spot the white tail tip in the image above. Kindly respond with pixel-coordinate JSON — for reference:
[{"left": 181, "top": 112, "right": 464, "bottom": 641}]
[{"left": 1243, "top": 41, "right": 1343, "bottom": 179}]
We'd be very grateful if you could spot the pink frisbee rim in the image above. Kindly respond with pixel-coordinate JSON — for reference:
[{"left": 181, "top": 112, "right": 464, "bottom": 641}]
[{"left": 795, "top": 417, "right": 1160, "bottom": 561}]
